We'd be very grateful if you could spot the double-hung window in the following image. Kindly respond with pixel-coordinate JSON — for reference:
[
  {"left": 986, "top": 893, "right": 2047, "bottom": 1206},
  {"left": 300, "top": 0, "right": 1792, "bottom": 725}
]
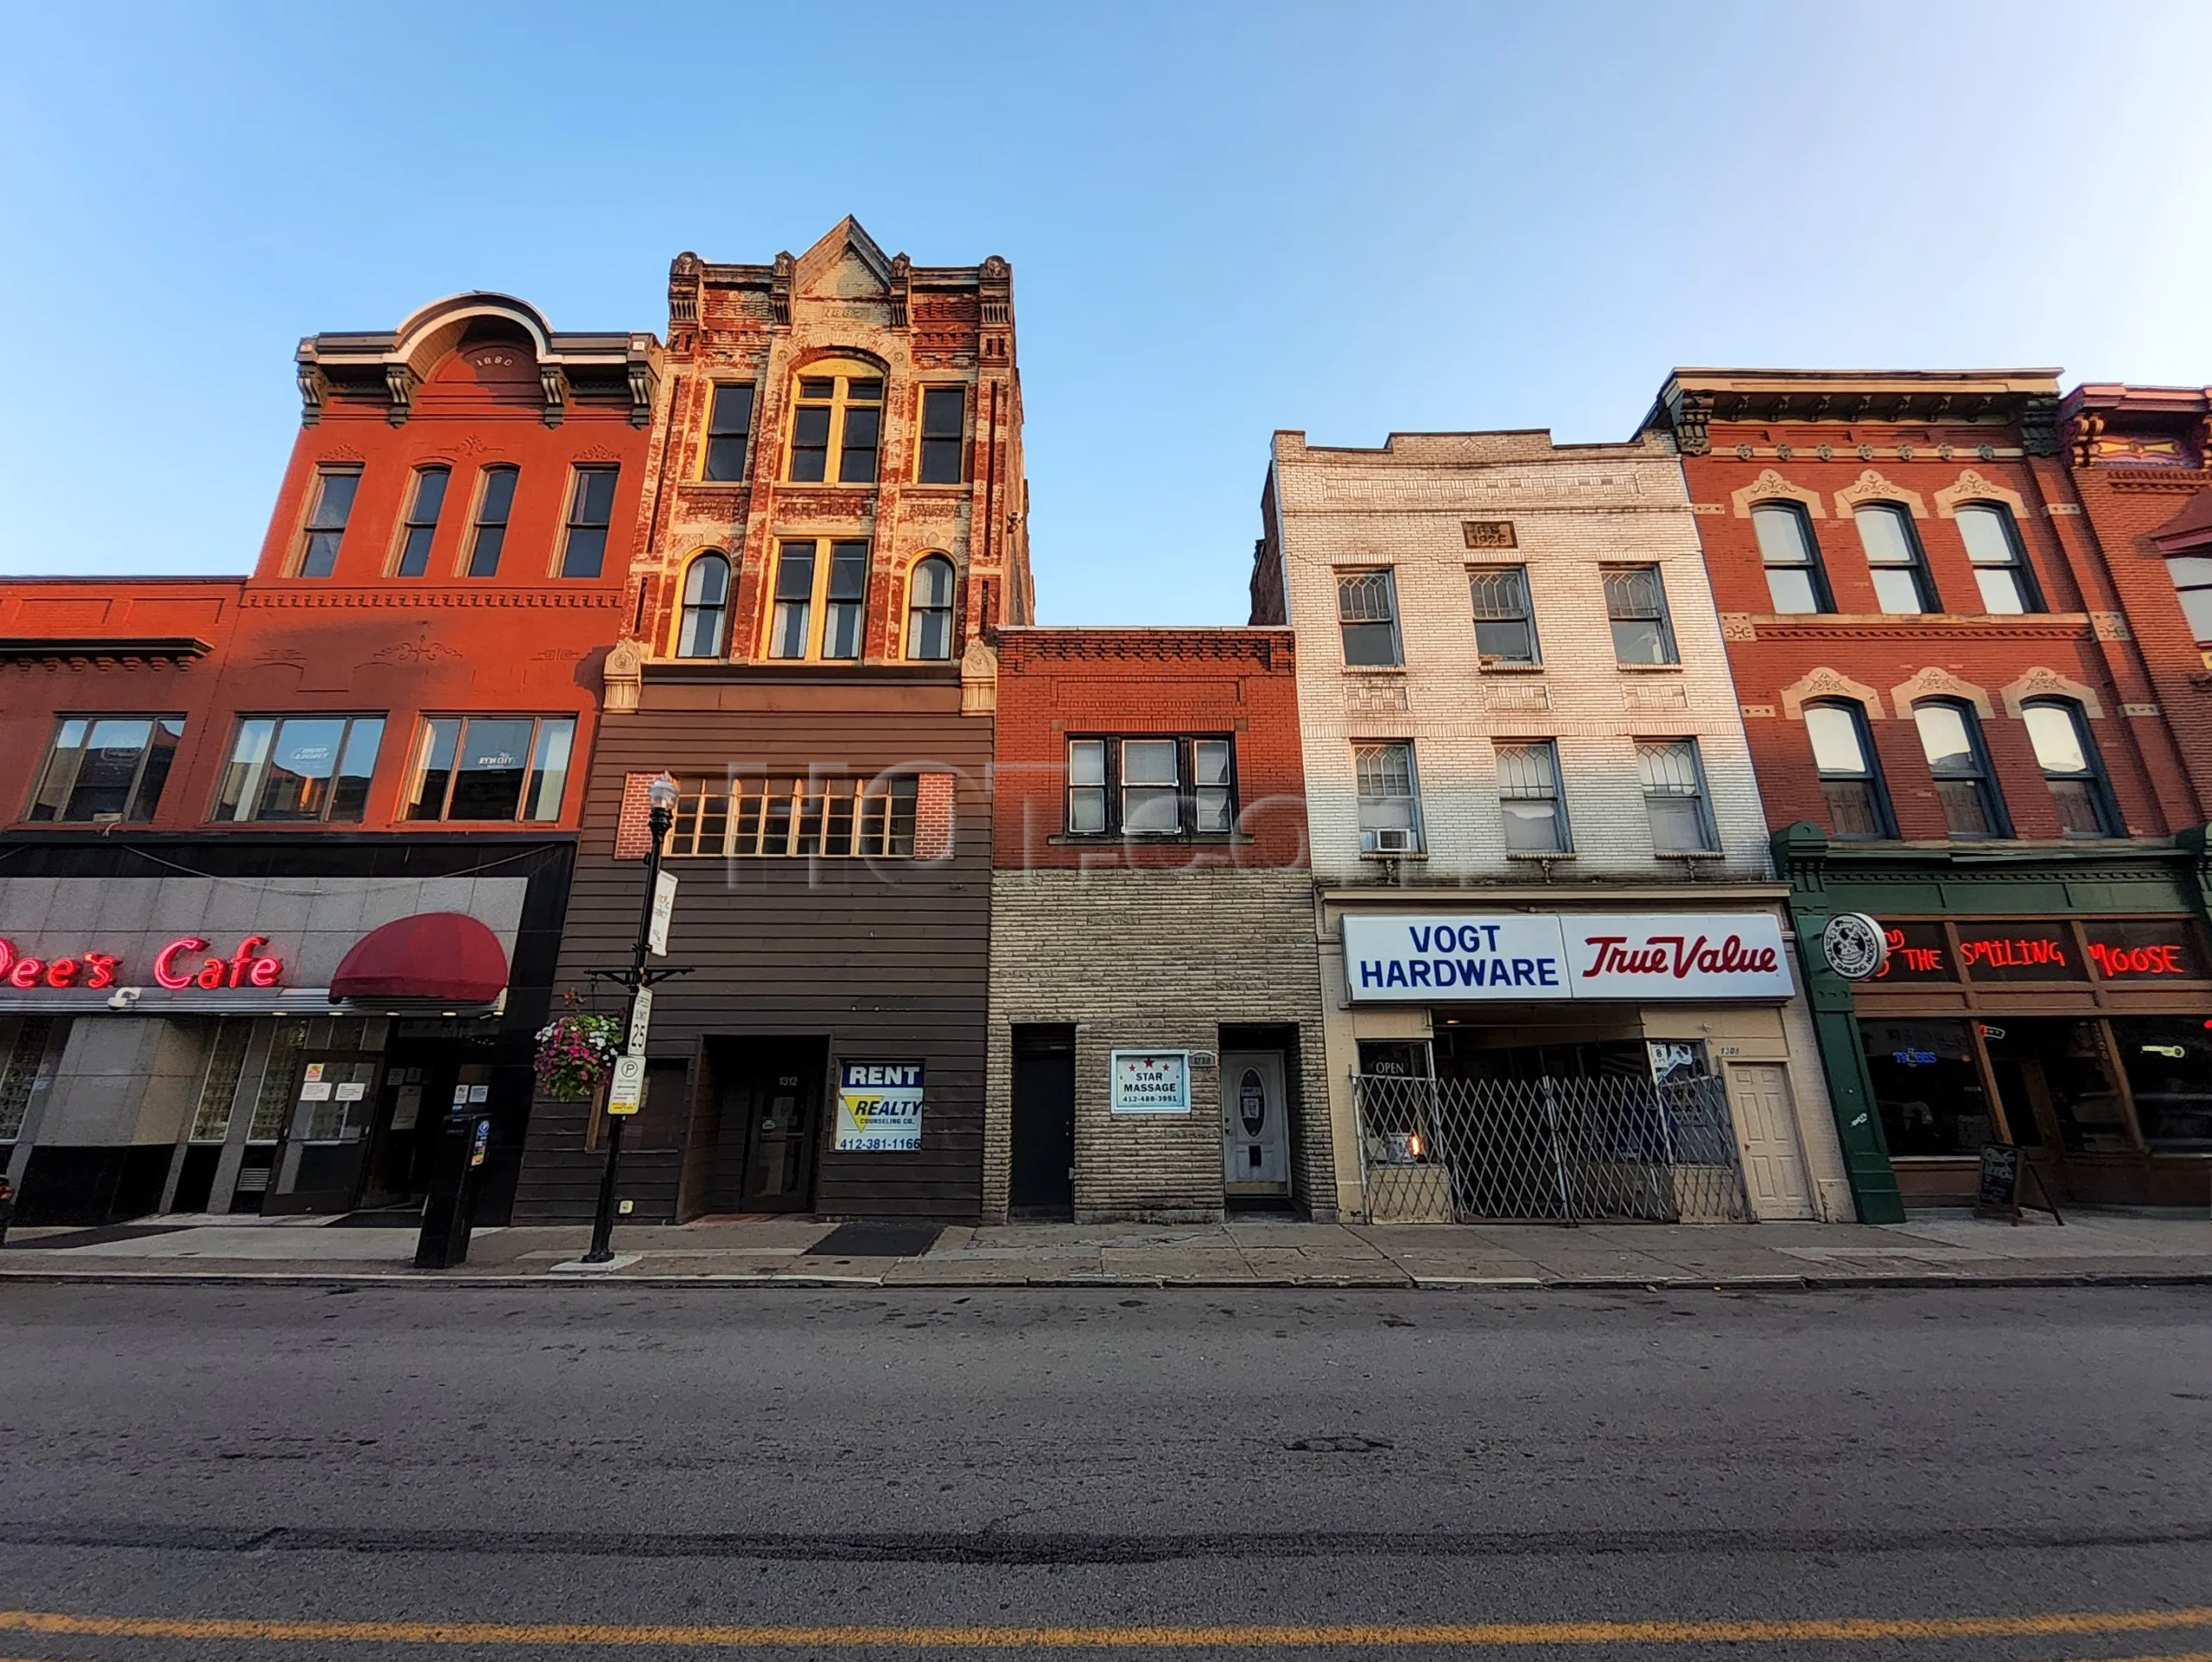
[
  {"left": 2164, "top": 553, "right": 2212, "bottom": 644},
  {"left": 1494, "top": 740, "right": 1567, "bottom": 853},
  {"left": 906, "top": 556, "right": 956, "bottom": 659},
  {"left": 702, "top": 384, "right": 755, "bottom": 481},
  {"left": 1637, "top": 739, "right": 1717, "bottom": 853},
  {"left": 1063, "top": 737, "right": 1236, "bottom": 836},
  {"left": 2022, "top": 699, "right": 2120, "bottom": 837},
  {"left": 1469, "top": 566, "right": 1539, "bottom": 666},
  {"left": 395, "top": 466, "right": 448, "bottom": 577},
  {"left": 560, "top": 466, "right": 619, "bottom": 578},
  {"left": 467, "top": 466, "right": 518, "bottom": 578},
  {"left": 769, "top": 539, "right": 870, "bottom": 660},
  {"left": 1804, "top": 702, "right": 1892, "bottom": 838},
  {"left": 917, "top": 387, "right": 966, "bottom": 483},
  {"left": 1956, "top": 504, "right": 2041, "bottom": 614},
  {"left": 1354, "top": 742, "right": 1422, "bottom": 855},
  {"left": 1752, "top": 502, "right": 1831, "bottom": 613},
  {"left": 297, "top": 468, "right": 359, "bottom": 577},
  {"left": 407, "top": 715, "right": 575, "bottom": 823},
  {"left": 787, "top": 369, "right": 884, "bottom": 484},
  {"left": 1913, "top": 700, "right": 2006, "bottom": 837},
  {"left": 677, "top": 553, "right": 730, "bottom": 659},
  {"left": 214, "top": 715, "right": 385, "bottom": 824},
  {"left": 1337, "top": 570, "right": 1402, "bottom": 667},
  {"left": 1603, "top": 566, "right": 1678, "bottom": 665},
  {"left": 27, "top": 716, "right": 185, "bottom": 823},
  {"left": 1857, "top": 504, "right": 1939, "bottom": 613}
]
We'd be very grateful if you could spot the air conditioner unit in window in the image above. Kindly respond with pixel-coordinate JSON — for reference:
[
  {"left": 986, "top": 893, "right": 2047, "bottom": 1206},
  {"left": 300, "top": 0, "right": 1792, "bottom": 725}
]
[{"left": 1363, "top": 827, "right": 1417, "bottom": 855}]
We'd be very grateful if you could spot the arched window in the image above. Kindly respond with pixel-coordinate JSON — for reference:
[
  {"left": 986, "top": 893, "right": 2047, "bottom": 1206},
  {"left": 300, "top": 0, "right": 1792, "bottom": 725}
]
[
  {"left": 1752, "top": 502, "right": 1830, "bottom": 614},
  {"left": 1855, "top": 504, "right": 1939, "bottom": 614},
  {"left": 1804, "top": 701, "right": 1892, "bottom": 838},
  {"left": 1913, "top": 699, "right": 2006, "bottom": 838},
  {"left": 676, "top": 552, "right": 730, "bottom": 659},
  {"left": 906, "top": 556, "right": 956, "bottom": 659},
  {"left": 2022, "top": 699, "right": 2119, "bottom": 837},
  {"left": 785, "top": 360, "right": 885, "bottom": 484},
  {"left": 1955, "top": 503, "right": 2042, "bottom": 614}
]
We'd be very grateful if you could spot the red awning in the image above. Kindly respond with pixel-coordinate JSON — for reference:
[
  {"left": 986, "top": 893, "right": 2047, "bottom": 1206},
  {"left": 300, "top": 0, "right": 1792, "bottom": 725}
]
[{"left": 331, "top": 913, "right": 510, "bottom": 1006}]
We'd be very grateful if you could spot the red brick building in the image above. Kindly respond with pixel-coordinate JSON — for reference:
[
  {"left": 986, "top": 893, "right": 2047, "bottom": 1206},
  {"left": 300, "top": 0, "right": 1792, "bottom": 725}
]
[
  {"left": 1649, "top": 370, "right": 2212, "bottom": 1213},
  {"left": 984, "top": 627, "right": 1332, "bottom": 1221},
  {"left": 0, "top": 292, "right": 656, "bottom": 1224}
]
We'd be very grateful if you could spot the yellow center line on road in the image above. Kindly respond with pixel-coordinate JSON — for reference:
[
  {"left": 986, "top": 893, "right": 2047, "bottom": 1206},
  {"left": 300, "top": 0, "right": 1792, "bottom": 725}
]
[{"left": 3, "top": 1606, "right": 2212, "bottom": 1650}]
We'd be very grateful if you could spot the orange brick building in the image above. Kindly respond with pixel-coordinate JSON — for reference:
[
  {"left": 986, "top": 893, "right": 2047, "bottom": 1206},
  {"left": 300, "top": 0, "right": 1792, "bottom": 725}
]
[{"left": 0, "top": 292, "right": 656, "bottom": 1224}]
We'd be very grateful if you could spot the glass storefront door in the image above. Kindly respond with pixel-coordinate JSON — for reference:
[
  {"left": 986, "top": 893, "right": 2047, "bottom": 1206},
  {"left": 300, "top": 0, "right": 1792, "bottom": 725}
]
[{"left": 264, "top": 1050, "right": 386, "bottom": 1215}]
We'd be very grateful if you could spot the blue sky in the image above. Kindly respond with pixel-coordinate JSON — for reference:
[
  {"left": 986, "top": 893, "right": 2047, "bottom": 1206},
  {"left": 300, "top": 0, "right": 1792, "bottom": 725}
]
[{"left": 3, "top": 3, "right": 2209, "bottom": 624}]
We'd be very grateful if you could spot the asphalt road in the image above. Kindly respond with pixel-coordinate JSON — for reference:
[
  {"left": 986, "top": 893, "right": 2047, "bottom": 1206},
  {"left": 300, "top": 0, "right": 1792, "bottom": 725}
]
[{"left": 0, "top": 1282, "right": 2208, "bottom": 1659}]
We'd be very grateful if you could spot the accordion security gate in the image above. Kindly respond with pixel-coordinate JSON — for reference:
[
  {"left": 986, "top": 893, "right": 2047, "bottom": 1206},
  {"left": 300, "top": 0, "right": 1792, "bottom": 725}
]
[{"left": 1354, "top": 1071, "right": 1752, "bottom": 1224}]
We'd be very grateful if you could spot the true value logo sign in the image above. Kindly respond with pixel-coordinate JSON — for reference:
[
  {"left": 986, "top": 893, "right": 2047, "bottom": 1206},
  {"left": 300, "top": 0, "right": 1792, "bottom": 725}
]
[{"left": 1342, "top": 913, "right": 1795, "bottom": 1003}]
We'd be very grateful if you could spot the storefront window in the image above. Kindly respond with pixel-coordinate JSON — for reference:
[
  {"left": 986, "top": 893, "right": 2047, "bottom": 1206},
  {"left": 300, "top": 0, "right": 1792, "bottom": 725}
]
[
  {"left": 1981, "top": 1020, "right": 2134, "bottom": 1154},
  {"left": 1954, "top": 923, "right": 2082, "bottom": 984},
  {"left": 1859, "top": 1019, "right": 1994, "bottom": 1156},
  {"left": 2082, "top": 919, "right": 2211, "bottom": 983},
  {"left": 1873, "top": 921, "right": 1953, "bottom": 982},
  {"left": 2111, "top": 1017, "right": 2212, "bottom": 1149}
]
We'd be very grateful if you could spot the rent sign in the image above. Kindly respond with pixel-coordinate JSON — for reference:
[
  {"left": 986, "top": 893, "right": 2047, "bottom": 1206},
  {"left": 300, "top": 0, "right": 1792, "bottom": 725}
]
[{"left": 1343, "top": 913, "right": 1794, "bottom": 1003}]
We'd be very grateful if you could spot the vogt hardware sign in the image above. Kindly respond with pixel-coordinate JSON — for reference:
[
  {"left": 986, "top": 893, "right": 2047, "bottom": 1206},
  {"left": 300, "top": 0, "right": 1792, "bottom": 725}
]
[
  {"left": 1343, "top": 914, "right": 1795, "bottom": 1003},
  {"left": 834, "top": 1062, "right": 924, "bottom": 1152}
]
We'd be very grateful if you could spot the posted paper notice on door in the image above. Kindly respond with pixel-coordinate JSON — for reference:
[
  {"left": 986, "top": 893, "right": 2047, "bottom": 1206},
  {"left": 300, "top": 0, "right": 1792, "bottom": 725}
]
[{"left": 835, "top": 1061, "right": 924, "bottom": 1152}]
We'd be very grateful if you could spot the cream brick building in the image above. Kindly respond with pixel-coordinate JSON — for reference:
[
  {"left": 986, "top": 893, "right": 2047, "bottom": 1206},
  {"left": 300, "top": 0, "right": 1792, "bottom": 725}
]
[{"left": 1252, "top": 429, "right": 1853, "bottom": 1223}]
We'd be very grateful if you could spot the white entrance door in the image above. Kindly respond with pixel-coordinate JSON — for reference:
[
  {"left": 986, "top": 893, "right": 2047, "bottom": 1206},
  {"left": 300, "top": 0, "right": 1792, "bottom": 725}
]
[
  {"left": 1221, "top": 1051, "right": 1290, "bottom": 1195},
  {"left": 1726, "top": 1062, "right": 1815, "bottom": 1220}
]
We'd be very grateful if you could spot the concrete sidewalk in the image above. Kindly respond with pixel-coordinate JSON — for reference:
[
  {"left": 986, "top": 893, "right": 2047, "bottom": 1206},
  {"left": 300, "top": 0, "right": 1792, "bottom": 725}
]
[{"left": 4, "top": 1209, "right": 2212, "bottom": 1290}]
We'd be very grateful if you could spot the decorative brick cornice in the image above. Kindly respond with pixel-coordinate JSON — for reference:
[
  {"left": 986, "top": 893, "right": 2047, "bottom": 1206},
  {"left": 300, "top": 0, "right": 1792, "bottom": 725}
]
[
  {"left": 2104, "top": 468, "right": 2212, "bottom": 493},
  {"left": 239, "top": 589, "right": 625, "bottom": 610},
  {"left": 1745, "top": 614, "right": 2093, "bottom": 641}
]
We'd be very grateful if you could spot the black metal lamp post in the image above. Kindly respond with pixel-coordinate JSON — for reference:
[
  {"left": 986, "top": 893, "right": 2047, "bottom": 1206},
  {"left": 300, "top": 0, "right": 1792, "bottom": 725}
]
[{"left": 583, "top": 772, "right": 678, "bottom": 1264}]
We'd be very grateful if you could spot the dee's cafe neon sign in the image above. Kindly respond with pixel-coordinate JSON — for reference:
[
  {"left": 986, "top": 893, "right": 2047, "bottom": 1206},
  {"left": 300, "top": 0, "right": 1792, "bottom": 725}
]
[{"left": 0, "top": 935, "right": 285, "bottom": 992}]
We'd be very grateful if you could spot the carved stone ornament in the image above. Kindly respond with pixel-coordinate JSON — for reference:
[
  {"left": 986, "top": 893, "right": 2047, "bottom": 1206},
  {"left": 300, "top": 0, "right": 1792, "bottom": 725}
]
[
  {"left": 2019, "top": 394, "right": 2061, "bottom": 457},
  {"left": 296, "top": 358, "right": 328, "bottom": 425},
  {"left": 384, "top": 363, "right": 417, "bottom": 428},
  {"left": 960, "top": 635, "right": 998, "bottom": 717},
  {"left": 770, "top": 252, "right": 795, "bottom": 327},
  {"left": 539, "top": 364, "right": 569, "bottom": 429},
  {"left": 888, "top": 252, "right": 912, "bottom": 329},
  {"left": 1780, "top": 667, "right": 1885, "bottom": 722},
  {"left": 1669, "top": 388, "right": 1713, "bottom": 456},
  {"left": 1832, "top": 468, "right": 1927, "bottom": 520},
  {"left": 1729, "top": 468, "right": 1825, "bottom": 519},
  {"left": 1932, "top": 468, "right": 2028, "bottom": 520},
  {"left": 1889, "top": 665, "right": 1992, "bottom": 719},
  {"left": 1999, "top": 666, "right": 2103, "bottom": 719},
  {"left": 1461, "top": 520, "right": 1517, "bottom": 549},
  {"left": 667, "top": 252, "right": 702, "bottom": 329},
  {"left": 602, "top": 638, "right": 645, "bottom": 716}
]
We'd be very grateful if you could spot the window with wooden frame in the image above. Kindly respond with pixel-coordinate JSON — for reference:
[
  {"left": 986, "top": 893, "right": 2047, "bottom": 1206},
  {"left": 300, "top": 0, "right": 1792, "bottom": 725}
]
[
  {"left": 2164, "top": 552, "right": 2212, "bottom": 644},
  {"left": 676, "top": 552, "right": 731, "bottom": 659},
  {"left": 702, "top": 384, "right": 756, "bottom": 481},
  {"left": 466, "top": 466, "right": 518, "bottom": 578},
  {"left": 1062, "top": 736, "right": 1236, "bottom": 837},
  {"left": 296, "top": 467, "right": 360, "bottom": 577},
  {"left": 1337, "top": 570, "right": 1402, "bottom": 666},
  {"left": 785, "top": 365, "right": 884, "bottom": 484},
  {"left": 666, "top": 774, "right": 920, "bottom": 858},
  {"left": 559, "top": 466, "right": 619, "bottom": 579},
  {"left": 1468, "top": 565, "right": 1540, "bottom": 666},
  {"left": 766, "top": 538, "right": 869, "bottom": 660},
  {"left": 916, "top": 386, "right": 966, "bottom": 483},
  {"left": 1752, "top": 501, "right": 1831, "bottom": 613},
  {"left": 1603, "top": 566, "right": 1679, "bottom": 665},
  {"left": 27, "top": 715, "right": 186, "bottom": 824},
  {"left": 1912, "top": 699, "right": 2008, "bottom": 837},
  {"left": 1494, "top": 739, "right": 1568, "bottom": 853},
  {"left": 906, "top": 555, "right": 956, "bottom": 659},
  {"left": 2022, "top": 698, "right": 2120, "bottom": 837},
  {"left": 1955, "top": 503, "right": 2043, "bottom": 614},
  {"left": 1354, "top": 741, "right": 1422, "bottom": 855},
  {"left": 1803, "top": 701, "right": 1893, "bottom": 839},
  {"left": 1636, "top": 738, "right": 1717, "bottom": 853},
  {"left": 394, "top": 466, "right": 449, "bottom": 577},
  {"left": 1856, "top": 503, "right": 1940, "bottom": 613}
]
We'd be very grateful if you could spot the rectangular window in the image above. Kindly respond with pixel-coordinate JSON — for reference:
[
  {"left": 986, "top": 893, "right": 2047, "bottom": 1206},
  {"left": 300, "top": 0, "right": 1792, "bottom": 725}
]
[
  {"left": 394, "top": 466, "right": 448, "bottom": 577},
  {"left": 467, "top": 466, "right": 518, "bottom": 578},
  {"left": 702, "top": 384, "right": 755, "bottom": 481},
  {"left": 297, "top": 468, "right": 359, "bottom": 577},
  {"left": 1066, "top": 740, "right": 1107, "bottom": 833},
  {"left": 1604, "top": 566, "right": 1678, "bottom": 665},
  {"left": 406, "top": 715, "right": 575, "bottom": 823},
  {"left": 770, "top": 541, "right": 817, "bottom": 659},
  {"left": 1354, "top": 742, "right": 1421, "bottom": 855},
  {"left": 1637, "top": 739, "right": 1716, "bottom": 853},
  {"left": 667, "top": 774, "right": 919, "bottom": 858},
  {"left": 840, "top": 378, "right": 884, "bottom": 483},
  {"left": 1956, "top": 504, "right": 2042, "bottom": 614},
  {"left": 1804, "top": 703, "right": 1892, "bottom": 838},
  {"left": 918, "top": 386, "right": 966, "bottom": 483},
  {"left": 2112, "top": 1016, "right": 2212, "bottom": 1149},
  {"left": 1337, "top": 570, "right": 1402, "bottom": 667},
  {"left": 1856, "top": 505, "right": 1939, "bottom": 613},
  {"left": 2165, "top": 555, "right": 2212, "bottom": 645},
  {"left": 1120, "top": 740, "right": 1180, "bottom": 834},
  {"left": 559, "top": 466, "right": 619, "bottom": 579},
  {"left": 823, "top": 540, "right": 868, "bottom": 659},
  {"left": 1192, "top": 739, "right": 1233, "bottom": 832},
  {"left": 788, "top": 394, "right": 831, "bottom": 483},
  {"left": 214, "top": 715, "right": 385, "bottom": 824},
  {"left": 1913, "top": 701, "right": 2006, "bottom": 838},
  {"left": 1494, "top": 740, "right": 1568, "bottom": 853},
  {"left": 28, "top": 715, "right": 185, "bottom": 824},
  {"left": 1468, "top": 566, "right": 1539, "bottom": 666},
  {"left": 0, "top": 1017, "right": 55, "bottom": 1143},
  {"left": 1752, "top": 502, "right": 1830, "bottom": 613},
  {"left": 1059, "top": 736, "right": 1238, "bottom": 836}
]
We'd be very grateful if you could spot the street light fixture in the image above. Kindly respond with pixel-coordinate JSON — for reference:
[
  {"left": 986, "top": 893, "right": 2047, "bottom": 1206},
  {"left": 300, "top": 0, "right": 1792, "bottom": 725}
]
[{"left": 582, "top": 771, "right": 679, "bottom": 1264}]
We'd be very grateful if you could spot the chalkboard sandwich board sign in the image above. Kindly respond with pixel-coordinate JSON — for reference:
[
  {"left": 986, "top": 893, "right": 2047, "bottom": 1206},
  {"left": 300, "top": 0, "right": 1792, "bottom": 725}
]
[{"left": 1974, "top": 1142, "right": 2063, "bottom": 1226}]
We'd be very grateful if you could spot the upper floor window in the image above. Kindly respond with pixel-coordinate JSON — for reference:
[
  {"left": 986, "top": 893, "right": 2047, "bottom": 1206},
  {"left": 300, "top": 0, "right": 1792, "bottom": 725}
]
[
  {"left": 213, "top": 714, "right": 384, "bottom": 824},
  {"left": 702, "top": 384, "right": 755, "bottom": 481},
  {"left": 1637, "top": 739, "right": 1716, "bottom": 853},
  {"left": 2022, "top": 699, "right": 2120, "bottom": 838},
  {"left": 768, "top": 538, "right": 868, "bottom": 661},
  {"left": 1752, "top": 502, "right": 1830, "bottom": 614},
  {"left": 917, "top": 387, "right": 967, "bottom": 484},
  {"left": 1469, "top": 566, "right": 1539, "bottom": 666},
  {"left": 1337, "top": 570, "right": 1402, "bottom": 667},
  {"left": 1855, "top": 504, "right": 1939, "bottom": 614},
  {"left": 676, "top": 553, "right": 730, "bottom": 659},
  {"left": 27, "top": 715, "right": 184, "bottom": 824},
  {"left": 1803, "top": 701, "right": 1893, "bottom": 838},
  {"left": 296, "top": 468, "right": 359, "bottom": 578},
  {"left": 395, "top": 467, "right": 448, "bottom": 577},
  {"left": 467, "top": 466, "right": 518, "bottom": 578},
  {"left": 1494, "top": 739, "right": 1568, "bottom": 853},
  {"left": 560, "top": 467, "right": 619, "bottom": 579},
  {"left": 906, "top": 556, "right": 956, "bottom": 660},
  {"left": 667, "top": 774, "right": 918, "bottom": 859},
  {"left": 787, "top": 367, "right": 883, "bottom": 484},
  {"left": 1064, "top": 737, "right": 1236, "bottom": 837},
  {"left": 1354, "top": 741, "right": 1422, "bottom": 855},
  {"left": 1604, "top": 566, "right": 1678, "bottom": 665},
  {"left": 1955, "top": 504, "right": 2042, "bottom": 614},
  {"left": 2165, "top": 554, "right": 2212, "bottom": 644},
  {"left": 406, "top": 715, "right": 574, "bottom": 823},
  {"left": 1912, "top": 700, "right": 2005, "bottom": 838}
]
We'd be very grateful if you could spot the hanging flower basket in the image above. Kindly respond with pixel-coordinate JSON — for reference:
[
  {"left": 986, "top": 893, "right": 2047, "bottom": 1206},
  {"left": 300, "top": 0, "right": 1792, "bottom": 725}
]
[{"left": 534, "top": 1014, "right": 622, "bottom": 1102}]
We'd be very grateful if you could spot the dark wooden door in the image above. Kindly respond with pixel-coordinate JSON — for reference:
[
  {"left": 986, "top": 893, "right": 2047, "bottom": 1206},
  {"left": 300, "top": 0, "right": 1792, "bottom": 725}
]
[
  {"left": 713, "top": 1045, "right": 823, "bottom": 1214},
  {"left": 1010, "top": 1035, "right": 1075, "bottom": 1215}
]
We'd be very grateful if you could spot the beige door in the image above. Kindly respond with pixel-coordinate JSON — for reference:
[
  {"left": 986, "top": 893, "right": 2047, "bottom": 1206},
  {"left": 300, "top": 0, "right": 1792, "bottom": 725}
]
[{"left": 1726, "top": 1062, "right": 1815, "bottom": 1220}]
